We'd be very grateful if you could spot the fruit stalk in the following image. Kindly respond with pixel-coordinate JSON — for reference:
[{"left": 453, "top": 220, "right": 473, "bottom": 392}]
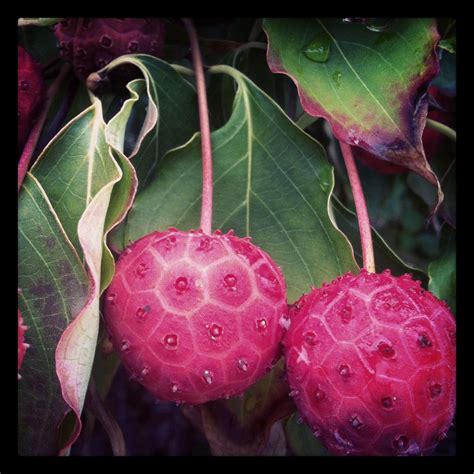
[
  {"left": 339, "top": 141, "right": 375, "bottom": 273},
  {"left": 18, "top": 62, "right": 71, "bottom": 192},
  {"left": 182, "top": 18, "right": 213, "bottom": 235}
]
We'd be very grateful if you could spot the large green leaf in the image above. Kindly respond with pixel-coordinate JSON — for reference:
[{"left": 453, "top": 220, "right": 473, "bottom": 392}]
[
  {"left": 119, "top": 65, "right": 358, "bottom": 302},
  {"left": 263, "top": 18, "right": 443, "bottom": 207},
  {"left": 18, "top": 174, "right": 89, "bottom": 455},
  {"left": 19, "top": 90, "right": 138, "bottom": 453},
  {"left": 429, "top": 225, "right": 456, "bottom": 314}
]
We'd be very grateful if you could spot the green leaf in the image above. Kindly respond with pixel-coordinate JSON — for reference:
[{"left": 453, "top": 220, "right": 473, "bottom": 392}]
[
  {"left": 119, "top": 65, "right": 358, "bottom": 302},
  {"left": 285, "top": 413, "right": 330, "bottom": 456},
  {"left": 98, "top": 55, "right": 200, "bottom": 190},
  {"left": 263, "top": 18, "right": 443, "bottom": 208},
  {"left": 18, "top": 174, "right": 89, "bottom": 455},
  {"left": 429, "top": 225, "right": 456, "bottom": 314},
  {"left": 18, "top": 23, "right": 59, "bottom": 64},
  {"left": 31, "top": 105, "right": 119, "bottom": 254},
  {"left": 20, "top": 93, "right": 137, "bottom": 453},
  {"left": 332, "top": 197, "right": 428, "bottom": 286}
]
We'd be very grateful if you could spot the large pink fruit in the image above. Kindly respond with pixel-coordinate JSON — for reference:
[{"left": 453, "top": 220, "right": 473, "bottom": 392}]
[
  {"left": 18, "top": 46, "right": 44, "bottom": 152},
  {"left": 103, "top": 228, "right": 288, "bottom": 405},
  {"left": 284, "top": 269, "right": 456, "bottom": 456},
  {"left": 54, "top": 18, "right": 166, "bottom": 81}
]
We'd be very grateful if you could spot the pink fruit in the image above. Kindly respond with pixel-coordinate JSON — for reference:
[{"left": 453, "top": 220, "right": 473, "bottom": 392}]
[
  {"left": 103, "top": 228, "right": 288, "bottom": 405},
  {"left": 284, "top": 269, "right": 456, "bottom": 456},
  {"left": 18, "top": 46, "right": 44, "bottom": 152},
  {"left": 354, "top": 86, "right": 452, "bottom": 174},
  {"left": 54, "top": 18, "right": 166, "bottom": 81},
  {"left": 18, "top": 309, "right": 29, "bottom": 379}
]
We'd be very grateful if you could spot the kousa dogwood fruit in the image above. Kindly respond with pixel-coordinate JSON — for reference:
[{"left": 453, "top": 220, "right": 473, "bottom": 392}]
[
  {"left": 18, "top": 46, "right": 44, "bottom": 152},
  {"left": 18, "top": 309, "right": 29, "bottom": 379},
  {"left": 284, "top": 269, "right": 456, "bottom": 456},
  {"left": 103, "top": 228, "right": 288, "bottom": 405},
  {"left": 53, "top": 18, "right": 166, "bottom": 81}
]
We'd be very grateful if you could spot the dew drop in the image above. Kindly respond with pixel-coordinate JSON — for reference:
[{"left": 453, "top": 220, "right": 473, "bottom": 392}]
[
  {"left": 141, "top": 366, "right": 149, "bottom": 377},
  {"left": 340, "top": 306, "right": 352, "bottom": 324},
  {"left": 202, "top": 370, "right": 214, "bottom": 384},
  {"left": 289, "top": 389, "right": 299, "bottom": 398},
  {"left": 313, "top": 427, "right": 321, "bottom": 438},
  {"left": 136, "top": 262, "right": 148, "bottom": 278},
  {"left": 20, "top": 80, "right": 29, "bottom": 91},
  {"left": 164, "top": 334, "right": 178, "bottom": 349},
  {"left": 256, "top": 318, "right": 268, "bottom": 332},
  {"left": 378, "top": 342, "right": 395, "bottom": 359},
  {"left": 106, "top": 293, "right": 116, "bottom": 305},
  {"left": 237, "top": 358, "right": 249, "bottom": 372},
  {"left": 381, "top": 397, "right": 394, "bottom": 409},
  {"left": 121, "top": 340, "right": 130, "bottom": 352},
  {"left": 429, "top": 383, "right": 442, "bottom": 399},
  {"left": 349, "top": 415, "right": 363, "bottom": 429},
  {"left": 304, "top": 331, "right": 317, "bottom": 346},
  {"left": 338, "top": 364, "right": 350, "bottom": 377},
  {"left": 332, "top": 70, "right": 342, "bottom": 88},
  {"left": 171, "top": 383, "right": 179, "bottom": 393},
  {"left": 303, "top": 31, "right": 332, "bottom": 63},
  {"left": 418, "top": 332, "right": 432, "bottom": 348},
  {"left": 175, "top": 276, "right": 188, "bottom": 292},
  {"left": 208, "top": 323, "right": 223, "bottom": 340}
]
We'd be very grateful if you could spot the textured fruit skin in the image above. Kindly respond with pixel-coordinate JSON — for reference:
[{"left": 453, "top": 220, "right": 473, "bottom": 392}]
[
  {"left": 284, "top": 270, "right": 456, "bottom": 456},
  {"left": 18, "top": 309, "right": 29, "bottom": 379},
  {"left": 354, "top": 86, "right": 451, "bottom": 174},
  {"left": 54, "top": 18, "right": 166, "bottom": 81},
  {"left": 18, "top": 46, "right": 44, "bottom": 152},
  {"left": 103, "top": 228, "right": 288, "bottom": 405}
]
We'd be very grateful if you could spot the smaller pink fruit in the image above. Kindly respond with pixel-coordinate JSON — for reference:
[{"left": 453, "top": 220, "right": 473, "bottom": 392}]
[
  {"left": 284, "top": 269, "right": 456, "bottom": 456},
  {"left": 54, "top": 18, "right": 166, "bottom": 81}
]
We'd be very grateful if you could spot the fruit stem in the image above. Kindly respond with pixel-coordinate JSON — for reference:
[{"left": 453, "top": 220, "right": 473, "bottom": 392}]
[
  {"left": 339, "top": 141, "right": 376, "bottom": 273},
  {"left": 18, "top": 62, "right": 71, "bottom": 193},
  {"left": 426, "top": 118, "right": 456, "bottom": 142},
  {"left": 182, "top": 18, "right": 213, "bottom": 235}
]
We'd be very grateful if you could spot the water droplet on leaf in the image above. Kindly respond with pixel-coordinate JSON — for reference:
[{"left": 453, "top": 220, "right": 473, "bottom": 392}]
[{"left": 303, "top": 31, "right": 332, "bottom": 63}]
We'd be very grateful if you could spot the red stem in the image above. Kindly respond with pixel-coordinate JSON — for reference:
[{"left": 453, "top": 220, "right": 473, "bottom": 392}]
[
  {"left": 339, "top": 142, "right": 376, "bottom": 273},
  {"left": 18, "top": 63, "right": 71, "bottom": 193},
  {"left": 182, "top": 18, "right": 213, "bottom": 235}
]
